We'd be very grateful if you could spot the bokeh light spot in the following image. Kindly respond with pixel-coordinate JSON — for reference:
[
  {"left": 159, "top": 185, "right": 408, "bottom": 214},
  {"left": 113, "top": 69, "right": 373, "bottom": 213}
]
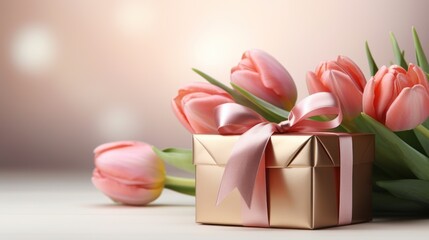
[
  {"left": 114, "top": 1, "right": 154, "bottom": 35},
  {"left": 11, "top": 24, "right": 57, "bottom": 74},
  {"left": 97, "top": 106, "right": 140, "bottom": 140}
]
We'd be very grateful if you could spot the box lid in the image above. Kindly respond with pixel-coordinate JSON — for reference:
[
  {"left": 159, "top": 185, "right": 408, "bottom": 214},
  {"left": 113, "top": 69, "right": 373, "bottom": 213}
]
[{"left": 193, "top": 133, "right": 373, "bottom": 168}]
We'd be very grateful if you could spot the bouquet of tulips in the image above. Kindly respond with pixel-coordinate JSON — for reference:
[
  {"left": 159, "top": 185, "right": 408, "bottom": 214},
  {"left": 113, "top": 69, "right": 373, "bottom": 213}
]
[{"left": 92, "top": 27, "right": 429, "bottom": 216}]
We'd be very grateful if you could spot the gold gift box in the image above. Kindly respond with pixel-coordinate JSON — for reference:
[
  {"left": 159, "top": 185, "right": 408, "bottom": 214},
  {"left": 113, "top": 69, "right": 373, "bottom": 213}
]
[{"left": 193, "top": 133, "right": 374, "bottom": 229}]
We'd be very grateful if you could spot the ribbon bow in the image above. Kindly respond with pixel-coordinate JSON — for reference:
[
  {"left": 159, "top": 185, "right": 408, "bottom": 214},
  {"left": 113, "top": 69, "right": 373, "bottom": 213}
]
[{"left": 214, "top": 92, "right": 343, "bottom": 227}]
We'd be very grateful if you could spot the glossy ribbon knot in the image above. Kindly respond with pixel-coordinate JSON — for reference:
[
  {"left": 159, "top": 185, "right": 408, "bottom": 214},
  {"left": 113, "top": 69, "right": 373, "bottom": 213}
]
[
  {"left": 217, "top": 92, "right": 343, "bottom": 135},
  {"left": 214, "top": 92, "right": 346, "bottom": 227}
]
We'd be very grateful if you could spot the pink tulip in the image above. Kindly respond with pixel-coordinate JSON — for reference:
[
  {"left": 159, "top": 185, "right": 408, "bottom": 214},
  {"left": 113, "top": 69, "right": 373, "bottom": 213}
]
[
  {"left": 363, "top": 64, "right": 429, "bottom": 131},
  {"left": 92, "top": 141, "right": 166, "bottom": 205},
  {"left": 231, "top": 49, "right": 297, "bottom": 111},
  {"left": 307, "top": 56, "right": 366, "bottom": 120},
  {"left": 172, "top": 82, "right": 234, "bottom": 133}
]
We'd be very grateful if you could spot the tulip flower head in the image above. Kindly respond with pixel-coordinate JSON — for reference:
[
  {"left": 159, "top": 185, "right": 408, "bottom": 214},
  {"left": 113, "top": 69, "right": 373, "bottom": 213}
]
[
  {"left": 307, "top": 56, "right": 366, "bottom": 120},
  {"left": 172, "top": 82, "right": 234, "bottom": 134},
  {"left": 231, "top": 49, "right": 297, "bottom": 111},
  {"left": 92, "top": 141, "right": 166, "bottom": 205},
  {"left": 363, "top": 64, "right": 429, "bottom": 131}
]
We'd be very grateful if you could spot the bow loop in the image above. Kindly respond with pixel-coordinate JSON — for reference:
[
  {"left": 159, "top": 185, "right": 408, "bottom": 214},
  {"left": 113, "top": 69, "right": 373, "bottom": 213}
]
[
  {"left": 215, "top": 103, "right": 267, "bottom": 135},
  {"left": 216, "top": 92, "right": 342, "bottom": 135},
  {"left": 214, "top": 92, "right": 343, "bottom": 227}
]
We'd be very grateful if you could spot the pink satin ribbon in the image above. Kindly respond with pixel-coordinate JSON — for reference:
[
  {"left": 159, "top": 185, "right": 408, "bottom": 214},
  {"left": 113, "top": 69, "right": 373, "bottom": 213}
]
[
  {"left": 338, "top": 135, "right": 353, "bottom": 225},
  {"left": 214, "top": 92, "right": 353, "bottom": 227}
]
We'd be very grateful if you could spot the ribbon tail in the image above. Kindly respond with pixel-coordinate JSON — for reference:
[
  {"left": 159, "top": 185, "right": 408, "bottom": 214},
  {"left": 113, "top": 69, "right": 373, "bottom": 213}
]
[
  {"left": 338, "top": 135, "right": 353, "bottom": 225},
  {"left": 241, "top": 154, "right": 269, "bottom": 227},
  {"left": 216, "top": 123, "right": 276, "bottom": 208}
]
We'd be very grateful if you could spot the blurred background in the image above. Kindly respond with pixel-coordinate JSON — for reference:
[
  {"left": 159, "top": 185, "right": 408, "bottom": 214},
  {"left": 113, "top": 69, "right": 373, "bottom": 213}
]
[{"left": 0, "top": 0, "right": 428, "bottom": 174}]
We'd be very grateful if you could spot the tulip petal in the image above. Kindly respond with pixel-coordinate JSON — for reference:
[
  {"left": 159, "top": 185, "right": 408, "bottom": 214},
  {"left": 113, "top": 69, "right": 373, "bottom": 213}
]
[
  {"left": 385, "top": 85, "right": 429, "bottom": 131},
  {"left": 375, "top": 72, "right": 396, "bottom": 121},
  {"left": 94, "top": 141, "right": 135, "bottom": 157},
  {"left": 92, "top": 169, "right": 163, "bottom": 205},
  {"left": 172, "top": 82, "right": 233, "bottom": 133},
  {"left": 248, "top": 50, "right": 297, "bottom": 105},
  {"left": 231, "top": 83, "right": 289, "bottom": 122},
  {"left": 325, "top": 61, "right": 343, "bottom": 72},
  {"left": 315, "top": 62, "right": 327, "bottom": 78},
  {"left": 321, "top": 70, "right": 363, "bottom": 119},
  {"left": 95, "top": 143, "right": 165, "bottom": 186},
  {"left": 373, "top": 66, "right": 389, "bottom": 84},
  {"left": 238, "top": 58, "right": 255, "bottom": 71},
  {"left": 389, "top": 65, "right": 407, "bottom": 75},
  {"left": 231, "top": 69, "right": 282, "bottom": 107},
  {"left": 396, "top": 72, "right": 411, "bottom": 90},
  {"left": 409, "top": 64, "right": 429, "bottom": 91},
  {"left": 407, "top": 64, "right": 420, "bottom": 85},
  {"left": 306, "top": 71, "right": 329, "bottom": 94},
  {"left": 363, "top": 78, "right": 377, "bottom": 119},
  {"left": 337, "top": 55, "right": 367, "bottom": 90},
  {"left": 183, "top": 94, "right": 234, "bottom": 133}
]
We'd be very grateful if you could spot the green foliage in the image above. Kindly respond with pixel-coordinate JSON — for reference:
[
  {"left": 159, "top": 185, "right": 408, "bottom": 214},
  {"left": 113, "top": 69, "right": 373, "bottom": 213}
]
[
  {"left": 365, "top": 41, "right": 379, "bottom": 76},
  {"left": 377, "top": 179, "right": 429, "bottom": 206},
  {"left": 413, "top": 27, "right": 429, "bottom": 73},
  {"left": 390, "top": 32, "right": 408, "bottom": 69},
  {"left": 231, "top": 83, "right": 289, "bottom": 122},
  {"left": 192, "top": 68, "right": 289, "bottom": 122},
  {"left": 153, "top": 147, "right": 195, "bottom": 173}
]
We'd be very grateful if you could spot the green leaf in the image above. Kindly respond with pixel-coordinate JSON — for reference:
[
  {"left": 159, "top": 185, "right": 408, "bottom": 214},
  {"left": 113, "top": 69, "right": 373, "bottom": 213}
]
[
  {"left": 231, "top": 83, "right": 289, "bottom": 122},
  {"left": 353, "top": 114, "right": 412, "bottom": 178},
  {"left": 153, "top": 147, "right": 195, "bottom": 173},
  {"left": 372, "top": 164, "right": 395, "bottom": 182},
  {"left": 354, "top": 114, "right": 429, "bottom": 179},
  {"left": 390, "top": 32, "right": 408, "bottom": 69},
  {"left": 377, "top": 179, "right": 429, "bottom": 205},
  {"left": 192, "top": 68, "right": 235, "bottom": 96},
  {"left": 372, "top": 165, "right": 396, "bottom": 193},
  {"left": 416, "top": 50, "right": 421, "bottom": 66},
  {"left": 412, "top": 27, "right": 429, "bottom": 73},
  {"left": 373, "top": 191, "right": 429, "bottom": 216},
  {"left": 365, "top": 41, "right": 379, "bottom": 76},
  {"left": 395, "top": 129, "right": 425, "bottom": 155},
  {"left": 414, "top": 125, "right": 429, "bottom": 156},
  {"left": 192, "top": 68, "right": 287, "bottom": 122}
]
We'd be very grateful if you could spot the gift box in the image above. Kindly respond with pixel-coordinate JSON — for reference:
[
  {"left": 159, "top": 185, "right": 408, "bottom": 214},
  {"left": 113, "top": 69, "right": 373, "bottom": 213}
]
[{"left": 193, "top": 133, "right": 374, "bottom": 229}]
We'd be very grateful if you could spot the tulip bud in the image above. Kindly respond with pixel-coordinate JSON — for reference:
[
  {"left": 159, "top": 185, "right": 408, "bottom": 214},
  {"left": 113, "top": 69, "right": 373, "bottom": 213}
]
[
  {"left": 363, "top": 64, "right": 429, "bottom": 131},
  {"left": 172, "top": 82, "right": 234, "bottom": 134},
  {"left": 92, "top": 141, "right": 165, "bottom": 205},
  {"left": 231, "top": 49, "right": 297, "bottom": 111},
  {"left": 307, "top": 56, "right": 366, "bottom": 120}
]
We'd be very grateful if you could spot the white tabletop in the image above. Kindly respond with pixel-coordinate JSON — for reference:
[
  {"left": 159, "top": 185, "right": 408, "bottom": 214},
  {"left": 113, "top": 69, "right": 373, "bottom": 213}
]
[{"left": 1, "top": 170, "right": 428, "bottom": 240}]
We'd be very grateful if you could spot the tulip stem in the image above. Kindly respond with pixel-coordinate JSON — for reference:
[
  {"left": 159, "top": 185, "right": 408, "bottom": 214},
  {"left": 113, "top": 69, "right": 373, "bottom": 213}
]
[
  {"left": 164, "top": 176, "right": 195, "bottom": 196},
  {"left": 415, "top": 124, "right": 429, "bottom": 138}
]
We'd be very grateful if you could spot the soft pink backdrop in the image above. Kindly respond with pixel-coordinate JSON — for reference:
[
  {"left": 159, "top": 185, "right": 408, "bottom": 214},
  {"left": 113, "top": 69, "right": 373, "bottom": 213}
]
[{"left": 0, "top": 0, "right": 428, "bottom": 171}]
